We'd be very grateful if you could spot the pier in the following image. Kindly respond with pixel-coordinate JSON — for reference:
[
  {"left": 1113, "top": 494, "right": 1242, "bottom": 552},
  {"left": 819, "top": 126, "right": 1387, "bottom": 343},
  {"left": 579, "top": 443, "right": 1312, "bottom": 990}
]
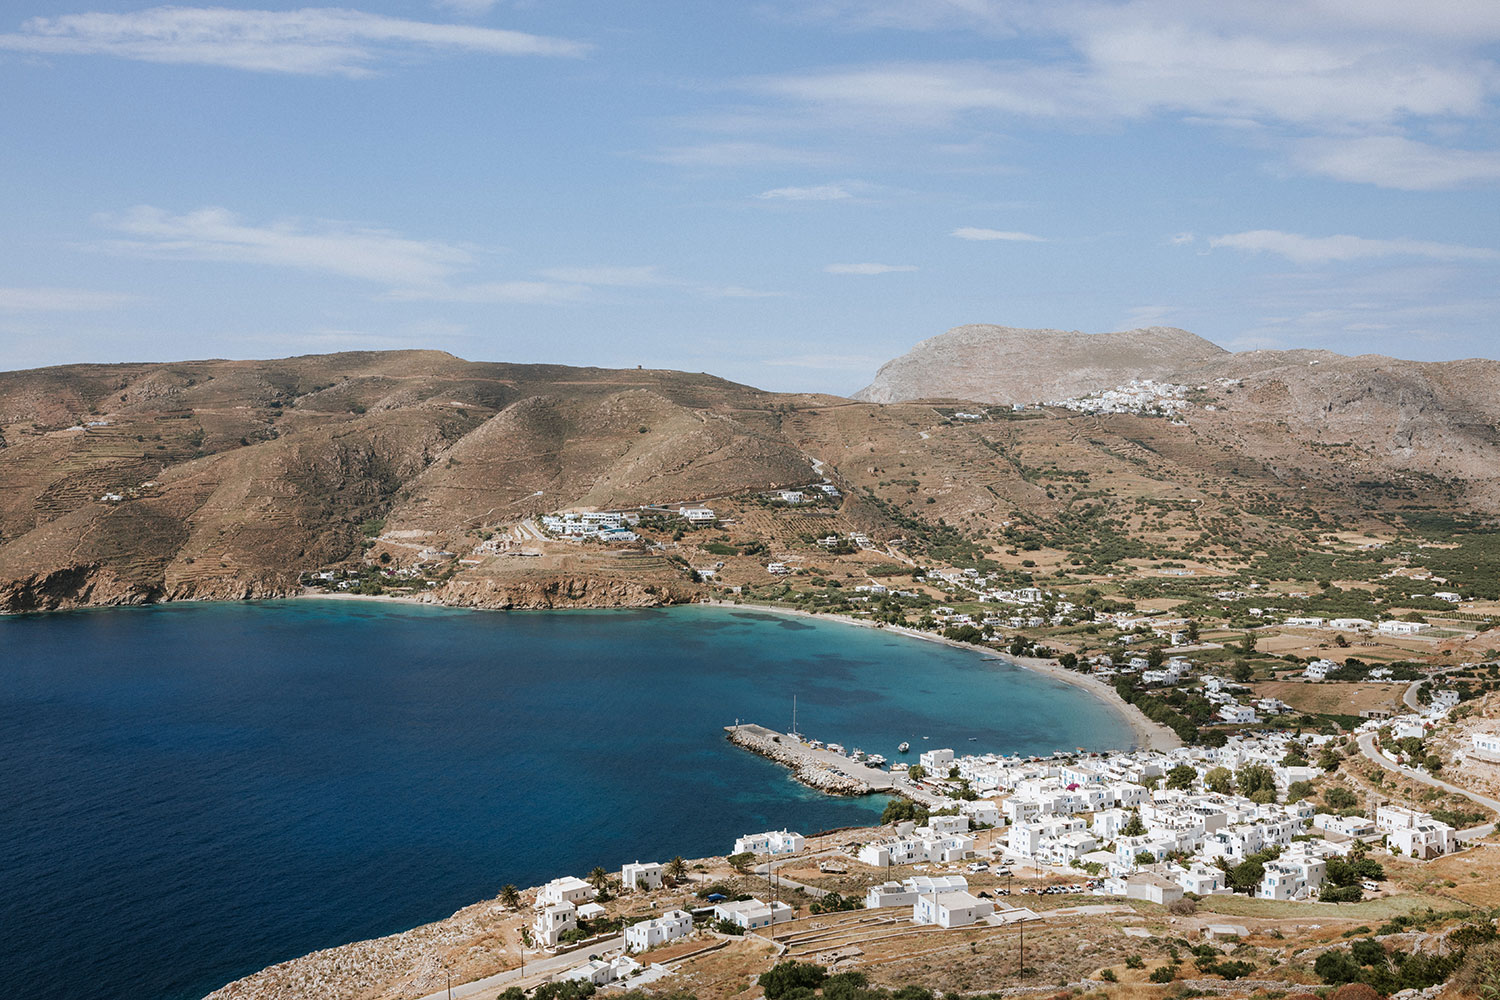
[{"left": 725, "top": 723, "right": 899, "bottom": 794}]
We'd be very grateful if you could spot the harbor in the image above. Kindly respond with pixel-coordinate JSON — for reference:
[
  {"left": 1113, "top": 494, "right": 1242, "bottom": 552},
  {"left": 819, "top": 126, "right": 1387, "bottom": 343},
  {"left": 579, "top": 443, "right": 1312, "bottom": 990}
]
[{"left": 726, "top": 722, "right": 926, "bottom": 798}]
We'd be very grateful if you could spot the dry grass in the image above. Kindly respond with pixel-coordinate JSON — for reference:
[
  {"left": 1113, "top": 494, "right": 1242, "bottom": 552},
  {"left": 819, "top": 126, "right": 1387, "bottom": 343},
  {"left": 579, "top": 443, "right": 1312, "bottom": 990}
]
[{"left": 1251, "top": 680, "right": 1405, "bottom": 715}]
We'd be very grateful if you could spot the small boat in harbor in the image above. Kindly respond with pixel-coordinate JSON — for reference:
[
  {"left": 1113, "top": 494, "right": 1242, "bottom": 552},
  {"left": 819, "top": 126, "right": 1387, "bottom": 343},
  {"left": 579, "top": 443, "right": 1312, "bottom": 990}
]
[
  {"left": 850, "top": 748, "right": 867, "bottom": 761},
  {"left": 897, "top": 741, "right": 911, "bottom": 753},
  {"left": 867, "top": 754, "right": 888, "bottom": 768}
]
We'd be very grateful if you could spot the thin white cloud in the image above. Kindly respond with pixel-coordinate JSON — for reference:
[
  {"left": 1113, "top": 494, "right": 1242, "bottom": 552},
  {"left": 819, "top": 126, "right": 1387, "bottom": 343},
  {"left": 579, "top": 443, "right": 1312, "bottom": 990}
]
[
  {"left": 92, "top": 205, "right": 591, "bottom": 305},
  {"left": 951, "top": 226, "right": 1045, "bottom": 242},
  {"left": 702, "top": 285, "right": 787, "bottom": 299},
  {"left": 0, "top": 7, "right": 588, "bottom": 77},
  {"left": 1291, "top": 136, "right": 1500, "bottom": 190},
  {"left": 1209, "top": 229, "right": 1500, "bottom": 264},
  {"left": 742, "top": 3, "right": 1500, "bottom": 189},
  {"left": 1167, "top": 232, "right": 1195, "bottom": 245},
  {"left": 386, "top": 281, "right": 585, "bottom": 304},
  {"left": 0, "top": 286, "right": 137, "bottom": 310},
  {"left": 824, "top": 262, "right": 918, "bottom": 274},
  {"left": 433, "top": 0, "right": 501, "bottom": 14},
  {"left": 536, "top": 265, "right": 670, "bottom": 287},
  {"left": 95, "top": 206, "right": 476, "bottom": 287},
  {"left": 648, "top": 141, "right": 832, "bottom": 168},
  {"left": 757, "top": 183, "right": 853, "bottom": 201}
]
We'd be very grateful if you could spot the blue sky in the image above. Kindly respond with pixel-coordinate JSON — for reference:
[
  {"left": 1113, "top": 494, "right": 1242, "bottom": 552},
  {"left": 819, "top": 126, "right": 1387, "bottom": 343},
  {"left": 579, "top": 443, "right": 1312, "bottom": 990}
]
[{"left": 1, "top": 1, "right": 1498, "bottom": 394}]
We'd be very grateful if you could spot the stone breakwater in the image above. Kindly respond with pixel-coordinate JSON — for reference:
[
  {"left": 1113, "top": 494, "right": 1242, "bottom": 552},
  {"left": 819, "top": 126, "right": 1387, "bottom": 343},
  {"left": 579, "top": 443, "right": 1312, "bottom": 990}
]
[{"left": 726, "top": 724, "right": 887, "bottom": 796}]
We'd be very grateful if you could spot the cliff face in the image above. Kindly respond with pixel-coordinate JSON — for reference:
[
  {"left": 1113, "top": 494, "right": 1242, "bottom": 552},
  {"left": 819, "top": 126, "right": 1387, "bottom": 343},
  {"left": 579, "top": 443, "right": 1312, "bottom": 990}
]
[{"left": 427, "top": 575, "right": 694, "bottom": 610}]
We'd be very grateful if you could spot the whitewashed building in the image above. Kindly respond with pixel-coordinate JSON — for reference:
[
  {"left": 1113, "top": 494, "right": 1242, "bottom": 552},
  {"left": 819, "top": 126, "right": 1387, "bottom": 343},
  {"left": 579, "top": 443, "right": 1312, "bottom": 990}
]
[
  {"left": 713, "top": 898, "right": 793, "bottom": 930},
  {"left": 912, "top": 890, "right": 993, "bottom": 928},
  {"left": 534, "top": 902, "right": 577, "bottom": 948},
  {"left": 622, "top": 861, "right": 664, "bottom": 891},
  {"left": 733, "top": 829, "right": 805, "bottom": 855},
  {"left": 625, "top": 909, "right": 692, "bottom": 952},
  {"left": 1377, "top": 806, "right": 1455, "bottom": 860},
  {"left": 537, "top": 876, "right": 594, "bottom": 908}
]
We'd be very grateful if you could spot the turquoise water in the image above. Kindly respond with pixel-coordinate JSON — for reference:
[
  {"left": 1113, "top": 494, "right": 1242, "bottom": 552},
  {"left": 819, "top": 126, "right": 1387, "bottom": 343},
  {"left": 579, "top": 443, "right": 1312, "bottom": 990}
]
[{"left": 0, "top": 600, "right": 1131, "bottom": 1000}]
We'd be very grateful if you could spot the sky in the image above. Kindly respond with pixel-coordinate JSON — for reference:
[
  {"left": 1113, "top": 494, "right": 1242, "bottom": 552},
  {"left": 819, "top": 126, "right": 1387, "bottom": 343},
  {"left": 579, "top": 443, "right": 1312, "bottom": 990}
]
[{"left": 1, "top": 1, "right": 1498, "bottom": 395}]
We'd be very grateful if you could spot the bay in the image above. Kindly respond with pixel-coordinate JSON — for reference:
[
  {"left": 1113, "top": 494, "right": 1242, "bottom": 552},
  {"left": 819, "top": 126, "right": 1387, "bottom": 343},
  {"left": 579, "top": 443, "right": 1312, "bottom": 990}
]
[{"left": 0, "top": 599, "right": 1132, "bottom": 1000}]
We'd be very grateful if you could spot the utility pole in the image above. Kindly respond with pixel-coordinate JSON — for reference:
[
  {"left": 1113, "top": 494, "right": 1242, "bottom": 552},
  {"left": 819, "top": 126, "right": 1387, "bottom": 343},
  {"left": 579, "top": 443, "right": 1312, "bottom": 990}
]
[{"left": 1017, "top": 916, "right": 1026, "bottom": 975}]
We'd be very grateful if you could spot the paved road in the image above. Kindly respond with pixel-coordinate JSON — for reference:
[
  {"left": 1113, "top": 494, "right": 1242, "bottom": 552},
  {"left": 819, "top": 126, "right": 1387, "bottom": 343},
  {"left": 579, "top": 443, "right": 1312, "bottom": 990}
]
[
  {"left": 1356, "top": 732, "right": 1499, "bottom": 840},
  {"left": 413, "top": 935, "right": 625, "bottom": 1000}
]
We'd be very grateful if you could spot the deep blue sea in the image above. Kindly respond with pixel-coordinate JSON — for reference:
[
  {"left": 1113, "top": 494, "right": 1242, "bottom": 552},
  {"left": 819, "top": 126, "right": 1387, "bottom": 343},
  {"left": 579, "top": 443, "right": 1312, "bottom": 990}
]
[{"left": 0, "top": 600, "right": 1131, "bottom": 1000}]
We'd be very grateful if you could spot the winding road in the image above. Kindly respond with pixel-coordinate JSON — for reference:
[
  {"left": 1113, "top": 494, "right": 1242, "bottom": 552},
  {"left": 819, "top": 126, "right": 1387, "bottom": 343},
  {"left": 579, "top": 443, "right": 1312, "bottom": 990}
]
[{"left": 1356, "top": 732, "right": 1499, "bottom": 841}]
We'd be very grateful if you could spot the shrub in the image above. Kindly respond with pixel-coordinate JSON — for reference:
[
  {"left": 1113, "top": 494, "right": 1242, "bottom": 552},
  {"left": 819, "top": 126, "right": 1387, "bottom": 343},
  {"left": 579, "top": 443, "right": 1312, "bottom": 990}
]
[
  {"left": 1149, "top": 964, "right": 1177, "bottom": 983},
  {"left": 759, "top": 961, "right": 828, "bottom": 1000}
]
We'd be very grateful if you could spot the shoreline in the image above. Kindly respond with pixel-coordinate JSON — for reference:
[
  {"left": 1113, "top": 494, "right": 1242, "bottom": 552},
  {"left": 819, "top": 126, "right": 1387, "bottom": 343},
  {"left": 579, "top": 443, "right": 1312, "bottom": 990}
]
[{"left": 700, "top": 598, "right": 1181, "bottom": 753}]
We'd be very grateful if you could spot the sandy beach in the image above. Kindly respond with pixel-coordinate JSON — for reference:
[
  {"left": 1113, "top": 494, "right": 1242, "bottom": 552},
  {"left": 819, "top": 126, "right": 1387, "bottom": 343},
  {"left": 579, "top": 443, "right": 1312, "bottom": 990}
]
[{"left": 698, "top": 598, "right": 1182, "bottom": 753}]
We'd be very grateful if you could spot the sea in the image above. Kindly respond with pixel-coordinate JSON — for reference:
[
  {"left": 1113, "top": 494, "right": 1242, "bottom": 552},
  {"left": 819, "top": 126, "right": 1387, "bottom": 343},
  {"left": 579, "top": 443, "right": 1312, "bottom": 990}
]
[{"left": 0, "top": 599, "right": 1133, "bottom": 1000}]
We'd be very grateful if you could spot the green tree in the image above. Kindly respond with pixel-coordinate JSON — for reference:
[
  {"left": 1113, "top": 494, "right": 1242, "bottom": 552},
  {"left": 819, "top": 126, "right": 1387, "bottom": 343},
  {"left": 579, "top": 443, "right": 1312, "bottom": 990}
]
[
  {"left": 1231, "top": 660, "right": 1255, "bottom": 682},
  {"left": 1166, "top": 764, "right": 1197, "bottom": 790},
  {"left": 727, "top": 852, "right": 756, "bottom": 873},
  {"left": 906, "top": 764, "right": 927, "bottom": 781},
  {"left": 1204, "top": 766, "right": 1234, "bottom": 794},
  {"left": 1236, "top": 763, "right": 1277, "bottom": 803},
  {"left": 499, "top": 884, "right": 521, "bottom": 910},
  {"left": 880, "top": 797, "right": 929, "bottom": 826},
  {"left": 1240, "top": 632, "right": 1257, "bottom": 654},
  {"left": 1324, "top": 785, "right": 1358, "bottom": 810},
  {"left": 666, "top": 856, "right": 688, "bottom": 882},
  {"left": 758, "top": 961, "right": 828, "bottom": 1000},
  {"left": 1122, "top": 810, "right": 1147, "bottom": 837},
  {"left": 587, "top": 866, "right": 611, "bottom": 891},
  {"left": 1186, "top": 620, "right": 1201, "bottom": 642}
]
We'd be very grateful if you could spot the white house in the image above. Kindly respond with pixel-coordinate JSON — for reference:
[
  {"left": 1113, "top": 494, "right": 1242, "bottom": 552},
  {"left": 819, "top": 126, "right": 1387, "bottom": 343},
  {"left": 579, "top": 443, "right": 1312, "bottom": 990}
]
[
  {"left": 1313, "top": 813, "right": 1375, "bottom": 837},
  {"left": 1434, "top": 592, "right": 1462, "bottom": 603},
  {"left": 1377, "top": 806, "right": 1455, "bottom": 860},
  {"left": 533, "top": 902, "right": 577, "bottom": 948},
  {"left": 1304, "top": 660, "right": 1336, "bottom": 681},
  {"left": 1218, "top": 704, "right": 1258, "bottom": 725},
  {"left": 865, "top": 875, "right": 968, "bottom": 909},
  {"left": 560, "top": 955, "right": 640, "bottom": 985},
  {"left": 919, "top": 748, "right": 955, "bottom": 773},
  {"left": 677, "top": 506, "right": 716, "bottom": 523},
  {"left": 1103, "top": 872, "right": 1184, "bottom": 904},
  {"left": 1432, "top": 689, "right": 1461, "bottom": 711},
  {"left": 1378, "top": 620, "right": 1430, "bottom": 636},
  {"left": 1260, "top": 853, "right": 1326, "bottom": 901},
  {"left": 927, "top": 814, "right": 970, "bottom": 835},
  {"left": 537, "top": 876, "right": 594, "bottom": 908},
  {"left": 734, "top": 829, "right": 805, "bottom": 855},
  {"left": 713, "top": 898, "right": 793, "bottom": 930},
  {"left": 622, "top": 861, "right": 664, "bottom": 891},
  {"left": 959, "top": 800, "right": 1002, "bottom": 827},
  {"left": 912, "top": 890, "right": 993, "bottom": 928},
  {"left": 624, "top": 909, "right": 692, "bottom": 952},
  {"left": 1469, "top": 731, "right": 1500, "bottom": 763}
]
